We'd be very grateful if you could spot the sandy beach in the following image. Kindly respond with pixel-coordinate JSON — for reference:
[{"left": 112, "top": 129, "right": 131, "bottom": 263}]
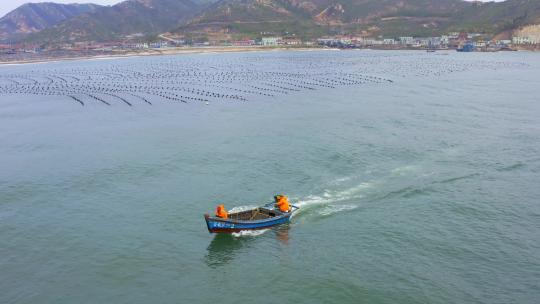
[{"left": 0, "top": 46, "right": 331, "bottom": 65}]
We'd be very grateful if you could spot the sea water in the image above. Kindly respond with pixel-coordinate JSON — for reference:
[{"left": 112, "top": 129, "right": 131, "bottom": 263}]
[{"left": 1, "top": 50, "right": 539, "bottom": 303}]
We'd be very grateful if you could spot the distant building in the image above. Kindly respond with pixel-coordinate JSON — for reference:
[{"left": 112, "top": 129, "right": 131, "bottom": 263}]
[
  {"left": 282, "top": 38, "right": 302, "bottom": 45},
  {"left": 416, "top": 38, "right": 430, "bottom": 47},
  {"left": 149, "top": 41, "right": 168, "bottom": 48},
  {"left": 383, "top": 38, "right": 396, "bottom": 45},
  {"left": 351, "top": 37, "right": 364, "bottom": 45},
  {"left": 317, "top": 38, "right": 334, "bottom": 46},
  {"left": 399, "top": 37, "right": 414, "bottom": 45},
  {"left": 364, "top": 38, "right": 383, "bottom": 45},
  {"left": 513, "top": 36, "right": 530, "bottom": 44},
  {"left": 262, "top": 37, "right": 281, "bottom": 46},
  {"left": 124, "top": 43, "right": 149, "bottom": 49},
  {"left": 339, "top": 38, "right": 352, "bottom": 45},
  {"left": 0, "top": 44, "right": 16, "bottom": 54},
  {"left": 513, "top": 24, "right": 540, "bottom": 45},
  {"left": 428, "top": 37, "right": 442, "bottom": 48},
  {"left": 440, "top": 35, "right": 450, "bottom": 45},
  {"left": 169, "top": 39, "right": 186, "bottom": 46},
  {"left": 232, "top": 39, "right": 255, "bottom": 46},
  {"left": 497, "top": 40, "right": 512, "bottom": 45},
  {"left": 475, "top": 40, "right": 486, "bottom": 48}
]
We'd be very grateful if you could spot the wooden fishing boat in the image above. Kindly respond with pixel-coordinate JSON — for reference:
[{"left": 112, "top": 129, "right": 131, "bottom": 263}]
[{"left": 204, "top": 205, "right": 299, "bottom": 233}]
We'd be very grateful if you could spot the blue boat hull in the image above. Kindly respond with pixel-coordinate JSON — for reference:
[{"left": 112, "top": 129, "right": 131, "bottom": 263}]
[{"left": 204, "top": 206, "right": 297, "bottom": 233}]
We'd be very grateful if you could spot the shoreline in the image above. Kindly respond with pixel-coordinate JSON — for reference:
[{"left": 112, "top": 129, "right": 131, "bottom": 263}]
[
  {"left": 1, "top": 45, "right": 537, "bottom": 66},
  {"left": 0, "top": 46, "right": 333, "bottom": 66}
]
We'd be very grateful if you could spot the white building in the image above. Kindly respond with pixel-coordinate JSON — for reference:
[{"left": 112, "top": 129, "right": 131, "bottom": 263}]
[
  {"left": 513, "top": 36, "right": 539, "bottom": 45},
  {"left": 399, "top": 37, "right": 414, "bottom": 45},
  {"left": 416, "top": 38, "right": 430, "bottom": 47},
  {"left": 475, "top": 41, "right": 486, "bottom": 48},
  {"left": 364, "top": 39, "right": 383, "bottom": 45},
  {"left": 262, "top": 37, "right": 281, "bottom": 46},
  {"left": 513, "top": 36, "right": 532, "bottom": 44},
  {"left": 339, "top": 38, "right": 352, "bottom": 45},
  {"left": 513, "top": 24, "right": 540, "bottom": 45},
  {"left": 428, "top": 37, "right": 442, "bottom": 47},
  {"left": 440, "top": 35, "right": 450, "bottom": 45}
]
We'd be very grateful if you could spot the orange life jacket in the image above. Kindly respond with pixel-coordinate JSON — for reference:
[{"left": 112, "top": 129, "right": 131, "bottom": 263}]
[
  {"left": 215, "top": 204, "right": 228, "bottom": 219},
  {"left": 276, "top": 196, "right": 290, "bottom": 212}
]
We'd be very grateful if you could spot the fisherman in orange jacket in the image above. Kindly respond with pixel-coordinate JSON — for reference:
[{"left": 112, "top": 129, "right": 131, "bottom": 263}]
[
  {"left": 274, "top": 195, "right": 291, "bottom": 212},
  {"left": 215, "top": 204, "right": 228, "bottom": 219}
]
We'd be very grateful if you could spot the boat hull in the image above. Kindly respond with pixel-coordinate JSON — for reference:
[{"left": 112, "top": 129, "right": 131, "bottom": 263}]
[{"left": 204, "top": 207, "right": 296, "bottom": 233}]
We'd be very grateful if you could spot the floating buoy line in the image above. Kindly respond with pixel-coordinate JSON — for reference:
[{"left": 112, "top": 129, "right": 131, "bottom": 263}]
[{"left": 0, "top": 53, "right": 527, "bottom": 107}]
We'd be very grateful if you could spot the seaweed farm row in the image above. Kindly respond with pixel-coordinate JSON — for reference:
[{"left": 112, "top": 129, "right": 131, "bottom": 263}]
[{"left": 0, "top": 51, "right": 528, "bottom": 107}]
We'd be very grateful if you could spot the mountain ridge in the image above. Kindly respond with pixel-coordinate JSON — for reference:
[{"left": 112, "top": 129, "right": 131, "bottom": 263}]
[
  {"left": 25, "top": 0, "right": 208, "bottom": 43},
  {"left": 0, "top": 2, "right": 102, "bottom": 40},
  {"left": 175, "top": 0, "right": 540, "bottom": 39},
  {"left": 3, "top": 0, "right": 540, "bottom": 43}
]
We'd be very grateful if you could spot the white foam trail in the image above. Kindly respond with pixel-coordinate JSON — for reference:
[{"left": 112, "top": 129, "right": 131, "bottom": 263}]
[
  {"left": 228, "top": 178, "right": 375, "bottom": 224},
  {"left": 232, "top": 229, "right": 269, "bottom": 237},
  {"left": 329, "top": 176, "right": 353, "bottom": 185},
  {"left": 391, "top": 165, "right": 418, "bottom": 175},
  {"left": 295, "top": 182, "right": 373, "bottom": 208},
  {"left": 318, "top": 204, "right": 358, "bottom": 216}
]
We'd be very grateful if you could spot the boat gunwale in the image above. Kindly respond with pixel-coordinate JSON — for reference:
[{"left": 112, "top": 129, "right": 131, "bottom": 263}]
[{"left": 204, "top": 206, "right": 298, "bottom": 225}]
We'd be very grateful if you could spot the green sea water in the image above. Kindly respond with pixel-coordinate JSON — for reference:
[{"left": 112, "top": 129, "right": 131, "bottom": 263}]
[{"left": 1, "top": 50, "right": 539, "bottom": 303}]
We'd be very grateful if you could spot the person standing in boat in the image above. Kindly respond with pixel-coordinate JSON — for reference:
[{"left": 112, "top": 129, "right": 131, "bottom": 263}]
[{"left": 274, "top": 195, "right": 291, "bottom": 212}]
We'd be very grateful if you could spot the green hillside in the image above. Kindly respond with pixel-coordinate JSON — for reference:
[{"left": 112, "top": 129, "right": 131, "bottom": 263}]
[
  {"left": 26, "top": 0, "right": 207, "bottom": 43},
  {"left": 0, "top": 2, "right": 102, "bottom": 40},
  {"left": 10, "top": 0, "right": 540, "bottom": 43},
  {"left": 176, "top": 0, "right": 540, "bottom": 39}
]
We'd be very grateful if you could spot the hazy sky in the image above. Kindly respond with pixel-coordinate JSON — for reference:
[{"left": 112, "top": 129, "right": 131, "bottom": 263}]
[
  {"left": 1, "top": 1, "right": 122, "bottom": 18},
  {"left": 0, "top": 0, "right": 507, "bottom": 19}
]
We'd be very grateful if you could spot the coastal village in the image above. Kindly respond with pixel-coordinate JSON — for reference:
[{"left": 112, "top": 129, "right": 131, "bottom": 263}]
[
  {"left": 1, "top": 0, "right": 540, "bottom": 64},
  {"left": 1, "top": 28, "right": 539, "bottom": 62}
]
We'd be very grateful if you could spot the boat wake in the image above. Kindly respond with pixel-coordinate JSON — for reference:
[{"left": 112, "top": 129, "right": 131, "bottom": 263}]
[
  {"left": 226, "top": 162, "right": 484, "bottom": 232},
  {"left": 296, "top": 182, "right": 373, "bottom": 208},
  {"left": 292, "top": 164, "right": 421, "bottom": 216},
  {"left": 226, "top": 205, "right": 275, "bottom": 237},
  {"left": 231, "top": 229, "right": 269, "bottom": 237},
  {"left": 225, "top": 168, "right": 416, "bottom": 232},
  {"left": 222, "top": 168, "right": 420, "bottom": 235},
  {"left": 318, "top": 204, "right": 358, "bottom": 216}
]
